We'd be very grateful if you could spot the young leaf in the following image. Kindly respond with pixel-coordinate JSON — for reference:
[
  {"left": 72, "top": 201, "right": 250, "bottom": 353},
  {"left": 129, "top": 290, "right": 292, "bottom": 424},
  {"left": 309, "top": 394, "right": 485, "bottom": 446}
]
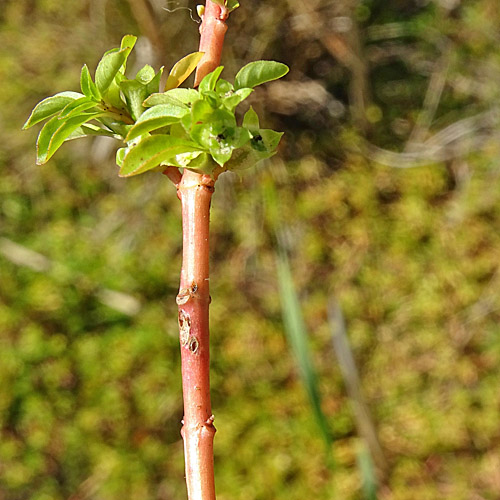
[
  {"left": 202, "top": 90, "right": 221, "bottom": 109},
  {"left": 23, "top": 92, "right": 83, "bottom": 129},
  {"left": 255, "top": 128, "right": 283, "bottom": 151},
  {"left": 98, "top": 116, "right": 132, "bottom": 139},
  {"left": 234, "top": 60, "right": 289, "bottom": 90},
  {"left": 95, "top": 35, "right": 137, "bottom": 95},
  {"left": 95, "top": 49, "right": 126, "bottom": 95},
  {"left": 224, "top": 129, "right": 283, "bottom": 171},
  {"left": 183, "top": 152, "right": 217, "bottom": 175},
  {"left": 120, "top": 79, "right": 148, "bottom": 121},
  {"left": 182, "top": 99, "right": 214, "bottom": 133},
  {"left": 79, "top": 123, "right": 118, "bottom": 137},
  {"left": 216, "top": 79, "right": 234, "bottom": 95},
  {"left": 105, "top": 72, "right": 126, "bottom": 110},
  {"left": 116, "top": 147, "right": 128, "bottom": 167},
  {"left": 80, "top": 65, "right": 101, "bottom": 100},
  {"left": 144, "top": 89, "right": 198, "bottom": 108},
  {"left": 221, "top": 88, "right": 253, "bottom": 110},
  {"left": 225, "top": 0, "right": 239, "bottom": 12},
  {"left": 189, "top": 108, "right": 238, "bottom": 166},
  {"left": 64, "top": 123, "right": 117, "bottom": 141},
  {"left": 144, "top": 69, "right": 164, "bottom": 99},
  {"left": 120, "top": 35, "right": 137, "bottom": 52},
  {"left": 125, "top": 104, "right": 190, "bottom": 141},
  {"left": 36, "top": 112, "right": 103, "bottom": 164},
  {"left": 170, "top": 150, "right": 204, "bottom": 168},
  {"left": 59, "top": 96, "right": 97, "bottom": 118},
  {"left": 165, "top": 52, "right": 204, "bottom": 91},
  {"left": 135, "top": 64, "right": 155, "bottom": 84},
  {"left": 119, "top": 135, "right": 202, "bottom": 177},
  {"left": 199, "top": 66, "right": 224, "bottom": 94},
  {"left": 242, "top": 106, "right": 260, "bottom": 132}
]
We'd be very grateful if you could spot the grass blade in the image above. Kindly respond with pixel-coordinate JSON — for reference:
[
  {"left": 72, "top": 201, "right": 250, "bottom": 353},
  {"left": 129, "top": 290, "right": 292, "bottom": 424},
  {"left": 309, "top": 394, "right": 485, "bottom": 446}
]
[
  {"left": 275, "top": 249, "right": 333, "bottom": 456},
  {"left": 356, "top": 440, "right": 378, "bottom": 500}
]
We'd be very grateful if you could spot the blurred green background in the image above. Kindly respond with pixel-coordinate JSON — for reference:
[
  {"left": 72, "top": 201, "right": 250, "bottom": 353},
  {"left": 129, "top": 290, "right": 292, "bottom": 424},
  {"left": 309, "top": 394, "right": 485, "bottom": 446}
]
[{"left": 2, "top": 0, "right": 500, "bottom": 499}]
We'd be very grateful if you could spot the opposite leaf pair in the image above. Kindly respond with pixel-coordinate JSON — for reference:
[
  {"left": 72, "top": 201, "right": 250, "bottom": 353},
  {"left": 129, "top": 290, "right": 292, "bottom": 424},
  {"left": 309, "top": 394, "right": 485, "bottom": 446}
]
[{"left": 24, "top": 35, "right": 289, "bottom": 178}]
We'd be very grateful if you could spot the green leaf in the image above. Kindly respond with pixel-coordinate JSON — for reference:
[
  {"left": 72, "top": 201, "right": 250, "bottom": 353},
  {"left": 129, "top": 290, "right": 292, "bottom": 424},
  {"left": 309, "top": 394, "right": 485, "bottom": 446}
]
[
  {"left": 189, "top": 108, "right": 239, "bottom": 166},
  {"left": 97, "top": 116, "right": 132, "bottom": 139},
  {"left": 192, "top": 99, "right": 216, "bottom": 122},
  {"left": 199, "top": 66, "right": 224, "bottom": 94},
  {"left": 119, "top": 135, "right": 202, "bottom": 177},
  {"left": 79, "top": 124, "right": 118, "bottom": 137},
  {"left": 224, "top": 128, "right": 283, "bottom": 171},
  {"left": 165, "top": 52, "right": 204, "bottom": 91},
  {"left": 169, "top": 150, "right": 204, "bottom": 168},
  {"left": 135, "top": 64, "right": 155, "bottom": 84},
  {"left": 242, "top": 106, "right": 260, "bottom": 132},
  {"left": 202, "top": 90, "right": 221, "bottom": 108},
  {"left": 80, "top": 64, "right": 101, "bottom": 100},
  {"left": 116, "top": 147, "right": 128, "bottom": 167},
  {"left": 144, "top": 69, "right": 164, "bottom": 99},
  {"left": 234, "top": 60, "right": 289, "bottom": 90},
  {"left": 256, "top": 128, "right": 283, "bottom": 151},
  {"left": 167, "top": 89, "right": 200, "bottom": 106},
  {"left": 123, "top": 68, "right": 164, "bottom": 120},
  {"left": 106, "top": 72, "right": 126, "bottom": 110},
  {"left": 222, "top": 88, "right": 253, "bottom": 110},
  {"left": 60, "top": 96, "right": 97, "bottom": 118},
  {"left": 185, "top": 152, "right": 217, "bottom": 175},
  {"left": 216, "top": 79, "right": 234, "bottom": 95},
  {"left": 225, "top": 0, "right": 239, "bottom": 12},
  {"left": 65, "top": 123, "right": 118, "bottom": 141},
  {"left": 95, "top": 35, "right": 137, "bottom": 95},
  {"left": 120, "top": 34, "right": 137, "bottom": 53},
  {"left": 36, "top": 112, "right": 102, "bottom": 164},
  {"left": 169, "top": 122, "right": 187, "bottom": 139},
  {"left": 95, "top": 49, "right": 126, "bottom": 95},
  {"left": 144, "top": 89, "right": 199, "bottom": 108},
  {"left": 120, "top": 79, "right": 148, "bottom": 121},
  {"left": 23, "top": 92, "right": 83, "bottom": 129},
  {"left": 182, "top": 99, "right": 214, "bottom": 133},
  {"left": 125, "top": 104, "right": 190, "bottom": 141}
]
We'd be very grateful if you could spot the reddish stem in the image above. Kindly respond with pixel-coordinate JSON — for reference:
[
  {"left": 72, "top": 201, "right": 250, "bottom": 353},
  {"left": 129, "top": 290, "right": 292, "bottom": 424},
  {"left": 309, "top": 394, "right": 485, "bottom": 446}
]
[
  {"left": 194, "top": 1, "right": 228, "bottom": 87},
  {"left": 177, "top": 169, "right": 216, "bottom": 500},
  {"left": 176, "top": 4, "right": 228, "bottom": 499}
]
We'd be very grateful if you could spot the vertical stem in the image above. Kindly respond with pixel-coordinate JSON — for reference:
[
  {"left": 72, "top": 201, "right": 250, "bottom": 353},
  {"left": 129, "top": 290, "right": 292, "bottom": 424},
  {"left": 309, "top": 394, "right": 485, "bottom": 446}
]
[
  {"left": 175, "top": 4, "right": 228, "bottom": 499},
  {"left": 194, "top": 1, "right": 228, "bottom": 87},
  {"left": 177, "top": 170, "right": 216, "bottom": 500}
]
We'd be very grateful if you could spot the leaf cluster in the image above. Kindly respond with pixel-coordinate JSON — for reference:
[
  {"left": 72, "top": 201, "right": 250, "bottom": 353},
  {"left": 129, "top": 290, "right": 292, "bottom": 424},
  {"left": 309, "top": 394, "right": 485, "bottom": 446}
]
[{"left": 24, "top": 35, "right": 289, "bottom": 178}]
